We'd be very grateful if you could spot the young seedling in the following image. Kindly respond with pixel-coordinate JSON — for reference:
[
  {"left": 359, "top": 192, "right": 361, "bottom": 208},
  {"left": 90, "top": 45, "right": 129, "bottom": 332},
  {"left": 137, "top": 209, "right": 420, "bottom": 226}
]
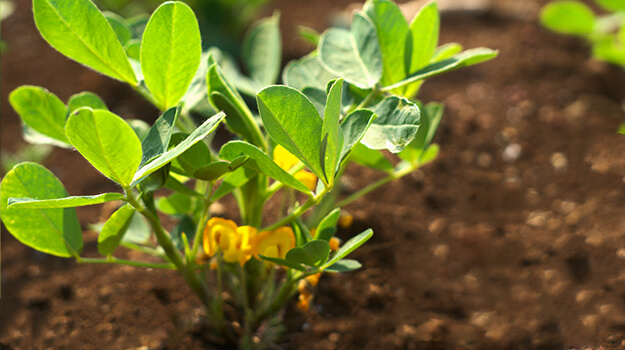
[{"left": 1, "top": 0, "right": 497, "bottom": 347}]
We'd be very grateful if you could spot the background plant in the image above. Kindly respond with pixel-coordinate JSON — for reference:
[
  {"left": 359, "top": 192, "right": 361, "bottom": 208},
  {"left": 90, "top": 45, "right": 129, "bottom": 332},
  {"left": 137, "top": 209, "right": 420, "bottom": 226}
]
[
  {"left": 0, "top": 0, "right": 496, "bottom": 347},
  {"left": 541, "top": 0, "right": 625, "bottom": 67}
]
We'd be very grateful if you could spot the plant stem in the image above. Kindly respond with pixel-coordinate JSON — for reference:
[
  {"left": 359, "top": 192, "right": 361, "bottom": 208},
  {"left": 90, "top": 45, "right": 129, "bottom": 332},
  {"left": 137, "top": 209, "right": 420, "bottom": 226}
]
[
  {"left": 124, "top": 188, "right": 212, "bottom": 310},
  {"left": 78, "top": 257, "right": 176, "bottom": 269},
  {"left": 238, "top": 264, "right": 253, "bottom": 349}
]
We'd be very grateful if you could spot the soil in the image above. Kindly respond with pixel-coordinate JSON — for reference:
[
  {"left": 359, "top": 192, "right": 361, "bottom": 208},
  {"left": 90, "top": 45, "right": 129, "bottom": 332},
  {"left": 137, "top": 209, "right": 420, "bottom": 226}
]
[{"left": 3, "top": 0, "right": 625, "bottom": 349}]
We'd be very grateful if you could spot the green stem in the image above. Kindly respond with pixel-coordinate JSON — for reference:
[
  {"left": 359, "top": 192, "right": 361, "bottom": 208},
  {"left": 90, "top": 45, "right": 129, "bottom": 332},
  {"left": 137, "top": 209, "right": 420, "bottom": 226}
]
[
  {"left": 78, "top": 257, "right": 176, "bottom": 269},
  {"left": 346, "top": 88, "right": 380, "bottom": 115},
  {"left": 191, "top": 181, "right": 214, "bottom": 260},
  {"left": 124, "top": 188, "right": 212, "bottom": 309}
]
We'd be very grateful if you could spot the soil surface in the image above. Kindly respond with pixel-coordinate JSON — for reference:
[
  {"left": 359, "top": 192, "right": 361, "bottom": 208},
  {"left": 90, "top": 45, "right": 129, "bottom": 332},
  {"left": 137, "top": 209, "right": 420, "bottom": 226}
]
[{"left": 3, "top": 0, "right": 625, "bottom": 349}]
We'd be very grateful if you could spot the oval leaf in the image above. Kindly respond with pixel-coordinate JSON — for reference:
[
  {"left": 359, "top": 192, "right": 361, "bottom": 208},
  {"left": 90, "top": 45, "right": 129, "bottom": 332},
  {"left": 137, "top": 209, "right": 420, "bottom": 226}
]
[
  {"left": 33, "top": 0, "right": 137, "bottom": 84},
  {"left": 540, "top": 1, "right": 596, "bottom": 36},
  {"left": 285, "top": 240, "right": 330, "bottom": 267},
  {"left": 1, "top": 162, "right": 82, "bottom": 257},
  {"left": 319, "top": 12, "right": 382, "bottom": 89},
  {"left": 242, "top": 12, "right": 281, "bottom": 86},
  {"left": 364, "top": 0, "right": 409, "bottom": 87},
  {"left": 361, "top": 96, "right": 420, "bottom": 153},
  {"left": 66, "top": 108, "right": 142, "bottom": 187},
  {"left": 323, "top": 229, "right": 373, "bottom": 269},
  {"left": 257, "top": 86, "right": 324, "bottom": 182},
  {"left": 141, "top": 1, "right": 201, "bottom": 110},
  {"left": 98, "top": 203, "right": 135, "bottom": 256},
  {"left": 10, "top": 86, "right": 69, "bottom": 145}
]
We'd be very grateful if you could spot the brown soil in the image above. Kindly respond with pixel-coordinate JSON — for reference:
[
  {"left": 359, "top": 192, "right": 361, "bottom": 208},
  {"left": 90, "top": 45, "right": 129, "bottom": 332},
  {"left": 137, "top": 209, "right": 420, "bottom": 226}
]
[{"left": 3, "top": 0, "right": 625, "bottom": 349}]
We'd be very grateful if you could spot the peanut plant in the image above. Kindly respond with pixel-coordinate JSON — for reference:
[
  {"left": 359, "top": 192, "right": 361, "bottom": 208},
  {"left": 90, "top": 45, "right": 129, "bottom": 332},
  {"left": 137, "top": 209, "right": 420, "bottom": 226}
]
[{"left": 0, "top": 0, "right": 497, "bottom": 347}]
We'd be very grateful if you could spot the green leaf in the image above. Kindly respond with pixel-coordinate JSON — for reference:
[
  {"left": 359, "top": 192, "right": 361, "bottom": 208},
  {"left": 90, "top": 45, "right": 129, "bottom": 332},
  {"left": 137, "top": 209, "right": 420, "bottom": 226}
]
[
  {"left": 431, "top": 43, "right": 463, "bottom": 62},
  {"left": 193, "top": 161, "right": 231, "bottom": 181},
  {"left": 8, "top": 192, "right": 124, "bottom": 209},
  {"left": 104, "top": 11, "right": 132, "bottom": 46},
  {"left": 242, "top": 12, "right": 281, "bottom": 86},
  {"left": 220, "top": 141, "right": 312, "bottom": 194},
  {"left": 124, "top": 39, "right": 141, "bottom": 61},
  {"left": 257, "top": 85, "right": 325, "bottom": 182},
  {"left": 259, "top": 255, "right": 307, "bottom": 271},
  {"left": 325, "top": 259, "right": 362, "bottom": 272},
  {"left": 297, "top": 25, "right": 321, "bottom": 46},
  {"left": 364, "top": 0, "right": 409, "bottom": 87},
  {"left": 540, "top": 1, "right": 596, "bottom": 36},
  {"left": 0, "top": 162, "right": 82, "bottom": 257},
  {"left": 420, "top": 143, "right": 439, "bottom": 165},
  {"left": 10, "top": 86, "right": 70, "bottom": 145},
  {"left": 181, "top": 51, "right": 211, "bottom": 112},
  {"left": 211, "top": 167, "right": 256, "bottom": 201},
  {"left": 156, "top": 192, "right": 192, "bottom": 215},
  {"left": 140, "top": 106, "right": 179, "bottom": 165},
  {"left": 403, "top": 1, "right": 439, "bottom": 97},
  {"left": 383, "top": 48, "right": 498, "bottom": 91},
  {"left": 285, "top": 240, "right": 330, "bottom": 267},
  {"left": 66, "top": 108, "right": 142, "bottom": 187},
  {"left": 399, "top": 101, "right": 443, "bottom": 163},
  {"left": 207, "top": 63, "right": 266, "bottom": 149},
  {"left": 349, "top": 143, "right": 394, "bottom": 172},
  {"left": 169, "top": 132, "right": 212, "bottom": 177},
  {"left": 33, "top": 0, "right": 137, "bottom": 84},
  {"left": 596, "top": 0, "right": 625, "bottom": 11},
  {"left": 98, "top": 203, "right": 135, "bottom": 256},
  {"left": 318, "top": 12, "right": 382, "bottom": 89},
  {"left": 141, "top": 1, "right": 201, "bottom": 110},
  {"left": 321, "top": 79, "right": 344, "bottom": 183},
  {"left": 132, "top": 112, "right": 224, "bottom": 185},
  {"left": 282, "top": 54, "right": 337, "bottom": 91},
  {"left": 121, "top": 211, "right": 151, "bottom": 247},
  {"left": 361, "top": 96, "right": 421, "bottom": 153},
  {"left": 406, "top": 2, "right": 439, "bottom": 74},
  {"left": 67, "top": 91, "right": 108, "bottom": 113},
  {"left": 339, "top": 109, "right": 376, "bottom": 164},
  {"left": 323, "top": 229, "right": 373, "bottom": 269},
  {"left": 315, "top": 208, "right": 340, "bottom": 241},
  {"left": 592, "top": 38, "right": 625, "bottom": 66}
]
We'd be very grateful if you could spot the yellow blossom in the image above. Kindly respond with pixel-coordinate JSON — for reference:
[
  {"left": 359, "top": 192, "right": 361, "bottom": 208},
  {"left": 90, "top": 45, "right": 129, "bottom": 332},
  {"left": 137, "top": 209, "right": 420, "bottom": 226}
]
[
  {"left": 252, "top": 226, "right": 296, "bottom": 260},
  {"left": 305, "top": 273, "right": 321, "bottom": 287},
  {"left": 203, "top": 218, "right": 257, "bottom": 266},
  {"left": 338, "top": 212, "right": 353, "bottom": 229},
  {"left": 329, "top": 237, "right": 340, "bottom": 251},
  {"left": 273, "top": 145, "right": 317, "bottom": 191},
  {"left": 297, "top": 293, "right": 312, "bottom": 312}
]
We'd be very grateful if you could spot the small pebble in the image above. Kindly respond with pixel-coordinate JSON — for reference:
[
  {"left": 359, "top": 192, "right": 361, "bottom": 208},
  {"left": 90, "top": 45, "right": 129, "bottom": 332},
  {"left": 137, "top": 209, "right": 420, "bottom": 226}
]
[
  {"left": 575, "top": 290, "right": 593, "bottom": 305},
  {"left": 550, "top": 152, "right": 568, "bottom": 171},
  {"left": 616, "top": 248, "right": 625, "bottom": 259},
  {"left": 502, "top": 143, "right": 522, "bottom": 163},
  {"left": 428, "top": 218, "right": 448, "bottom": 235},
  {"left": 432, "top": 244, "right": 450, "bottom": 260},
  {"left": 527, "top": 211, "right": 551, "bottom": 228},
  {"left": 565, "top": 211, "right": 581, "bottom": 226},
  {"left": 506, "top": 107, "right": 523, "bottom": 123}
]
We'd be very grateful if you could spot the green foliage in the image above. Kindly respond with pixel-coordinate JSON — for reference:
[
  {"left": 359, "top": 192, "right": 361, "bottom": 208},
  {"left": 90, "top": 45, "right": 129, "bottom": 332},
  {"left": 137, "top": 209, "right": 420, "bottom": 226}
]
[
  {"left": 1, "top": 0, "right": 497, "bottom": 346},
  {"left": 541, "top": 0, "right": 625, "bottom": 68},
  {"left": 141, "top": 1, "right": 201, "bottom": 110},
  {"left": 33, "top": 0, "right": 137, "bottom": 84}
]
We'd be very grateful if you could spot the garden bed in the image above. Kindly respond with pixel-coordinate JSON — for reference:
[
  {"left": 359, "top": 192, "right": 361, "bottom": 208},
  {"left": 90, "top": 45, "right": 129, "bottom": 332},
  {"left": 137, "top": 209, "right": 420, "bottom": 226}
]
[{"left": 2, "top": 0, "right": 625, "bottom": 349}]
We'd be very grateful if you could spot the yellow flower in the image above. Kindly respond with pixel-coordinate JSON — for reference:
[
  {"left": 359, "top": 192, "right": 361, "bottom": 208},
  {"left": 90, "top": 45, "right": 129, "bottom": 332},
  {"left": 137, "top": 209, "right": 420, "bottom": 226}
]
[
  {"left": 329, "top": 237, "right": 340, "bottom": 252},
  {"left": 297, "top": 293, "right": 312, "bottom": 312},
  {"left": 273, "top": 145, "right": 317, "bottom": 191},
  {"left": 252, "top": 226, "right": 296, "bottom": 260},
  {"left": 338, "top": 212, "right": 353, "bottom": 229},
  {"left": 203, "top": 218, "right": 257, "bottom": 266},
  {"left": 305, "top": 273, "right": 321, "bottom": 287}
]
